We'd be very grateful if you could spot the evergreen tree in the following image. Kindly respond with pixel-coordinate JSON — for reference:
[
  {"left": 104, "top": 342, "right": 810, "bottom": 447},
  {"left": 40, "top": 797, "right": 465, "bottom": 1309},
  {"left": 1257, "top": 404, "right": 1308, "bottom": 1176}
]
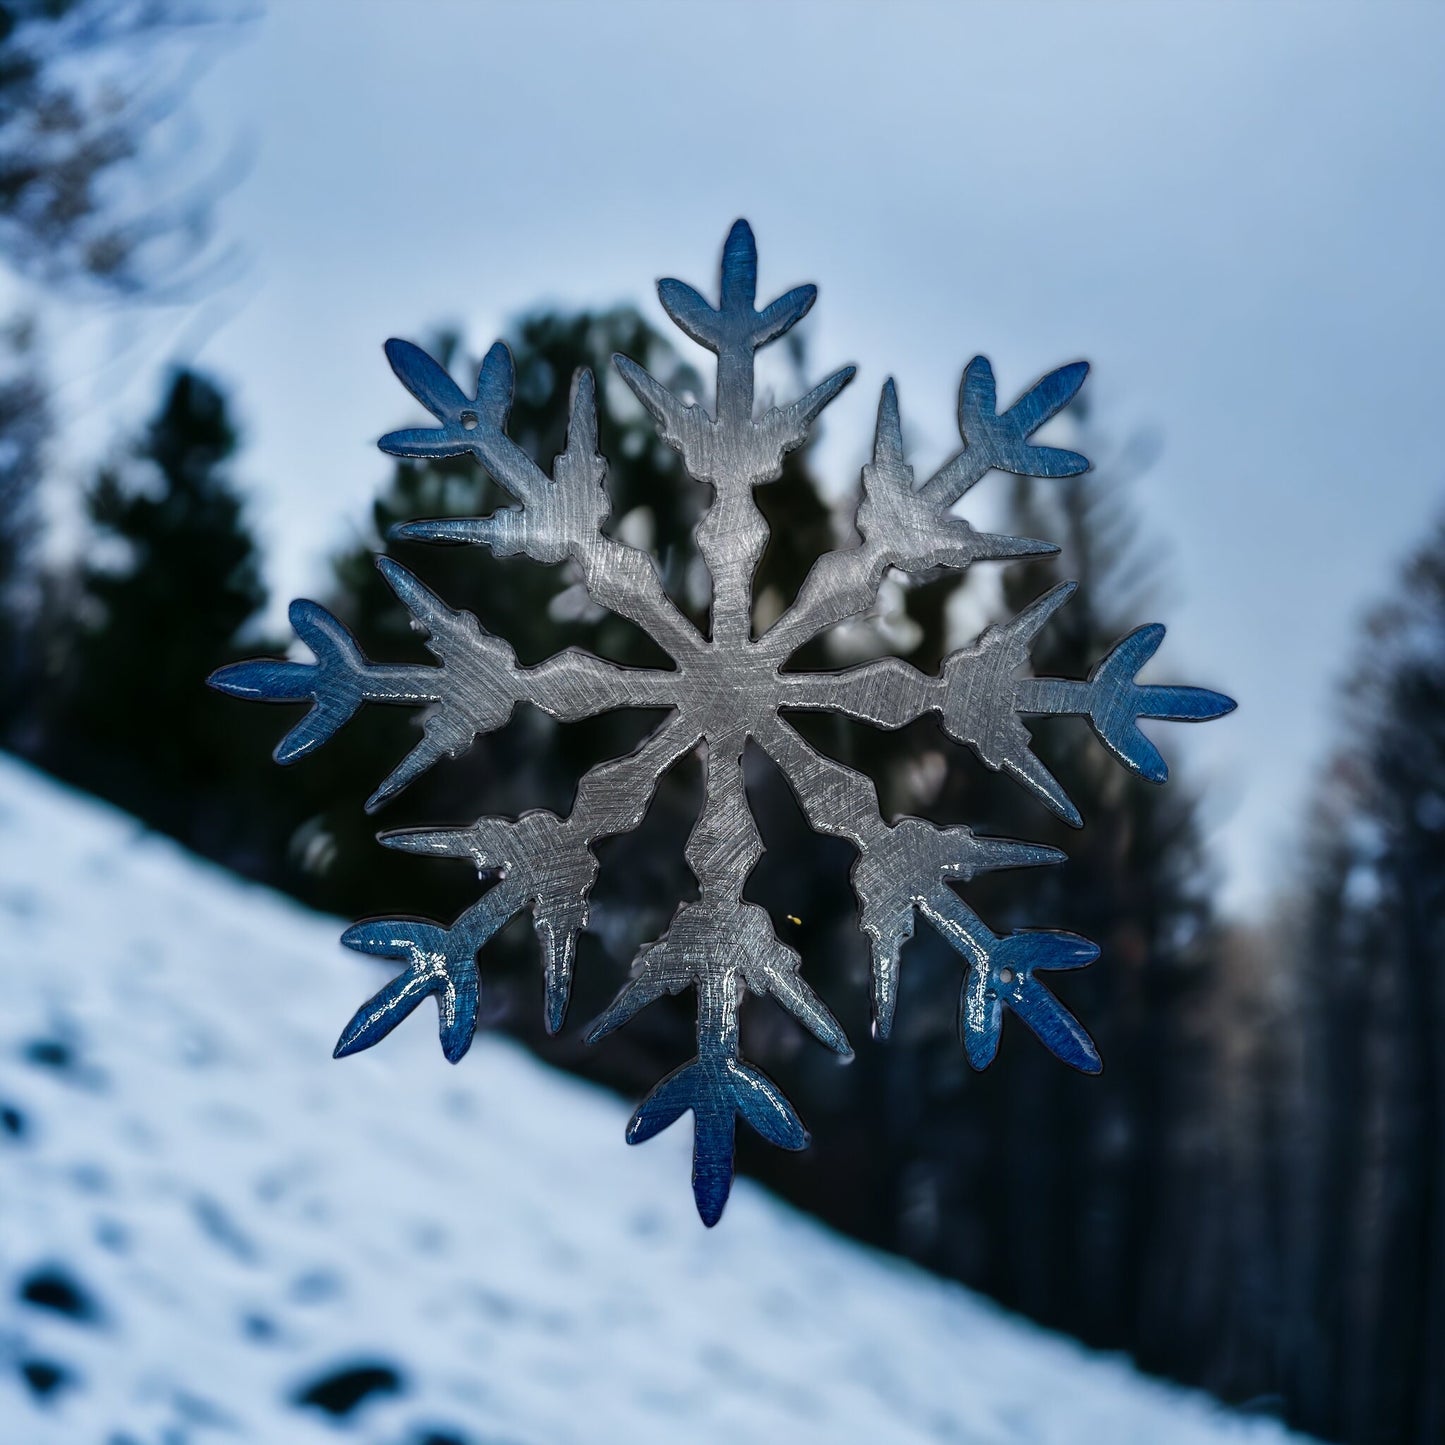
[
  {"left": 996, "top": 460, "right": 1217, "bottom": 1357},
  {"left": 0, "top": 314, "right": 48, "bottom": 729},
  {"left": 42, "top": 367, "right": 280, "bottom": 857},
  {"left": 1284, "top": 513, "right": 1445, "bottom": 1444}
]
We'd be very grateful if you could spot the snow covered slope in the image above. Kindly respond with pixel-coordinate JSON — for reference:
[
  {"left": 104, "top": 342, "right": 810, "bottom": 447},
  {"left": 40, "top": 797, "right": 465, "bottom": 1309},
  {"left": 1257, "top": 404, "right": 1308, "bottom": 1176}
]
[{"left": 0, "top": 756, "right": 1307, "bottom": 1444}]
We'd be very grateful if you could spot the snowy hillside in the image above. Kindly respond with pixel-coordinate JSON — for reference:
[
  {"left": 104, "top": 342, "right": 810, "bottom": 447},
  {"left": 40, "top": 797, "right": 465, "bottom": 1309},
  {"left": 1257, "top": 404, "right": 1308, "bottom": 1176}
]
[{"left": 0, "top": 756, "right": 1308, "bottom": 1444}]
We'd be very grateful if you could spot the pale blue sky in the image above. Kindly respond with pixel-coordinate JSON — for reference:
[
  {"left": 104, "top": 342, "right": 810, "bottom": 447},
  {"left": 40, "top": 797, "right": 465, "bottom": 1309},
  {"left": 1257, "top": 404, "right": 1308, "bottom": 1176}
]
[{"left": 44, "top": 0, "right": 1445, "bottom": 914}]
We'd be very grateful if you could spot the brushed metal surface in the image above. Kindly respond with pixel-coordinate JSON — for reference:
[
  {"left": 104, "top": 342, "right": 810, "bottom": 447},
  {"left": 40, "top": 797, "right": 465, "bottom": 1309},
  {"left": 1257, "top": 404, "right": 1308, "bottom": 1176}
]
[{"left": 212, "top": 221, "right": 1235, "bottom": 1225}]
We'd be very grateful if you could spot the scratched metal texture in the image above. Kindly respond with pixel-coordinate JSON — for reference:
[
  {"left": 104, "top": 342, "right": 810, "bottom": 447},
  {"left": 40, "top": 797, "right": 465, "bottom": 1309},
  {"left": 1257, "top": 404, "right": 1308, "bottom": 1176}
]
[{"left": 211, "top": 221, "right": 1235, "bottom": 1226}]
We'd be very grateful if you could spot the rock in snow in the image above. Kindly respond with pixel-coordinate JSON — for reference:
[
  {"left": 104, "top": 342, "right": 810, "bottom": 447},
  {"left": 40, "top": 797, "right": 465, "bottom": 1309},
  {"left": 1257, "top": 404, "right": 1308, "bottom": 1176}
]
[{"left": 0, "top": 756, "right": 1308, "bottom": 1444}]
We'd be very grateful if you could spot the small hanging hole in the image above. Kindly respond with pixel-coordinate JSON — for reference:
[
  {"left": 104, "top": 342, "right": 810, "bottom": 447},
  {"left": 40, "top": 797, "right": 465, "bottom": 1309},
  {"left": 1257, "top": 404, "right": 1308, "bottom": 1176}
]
[
  {"left": 460, "top": 410, "right": 478, "bottom": 431},
  {"left": 998, "top": 967, "right": 1014, "bottom": 985}
]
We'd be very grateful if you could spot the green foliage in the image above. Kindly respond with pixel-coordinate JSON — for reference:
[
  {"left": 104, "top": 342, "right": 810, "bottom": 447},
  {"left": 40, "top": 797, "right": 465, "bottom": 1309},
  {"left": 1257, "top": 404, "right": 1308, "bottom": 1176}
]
[
  {"left": 0, "top": 314, "right": 48, "bottom": 721},
  {"left": 84, "top": 369, "right": 263, "bottom": 636},
  {"left": 40, "top": 367, "right": 280, "bottom": 853},
  {"left": 1284, "top": 513, "right": 1445, "bottom": 1443}
]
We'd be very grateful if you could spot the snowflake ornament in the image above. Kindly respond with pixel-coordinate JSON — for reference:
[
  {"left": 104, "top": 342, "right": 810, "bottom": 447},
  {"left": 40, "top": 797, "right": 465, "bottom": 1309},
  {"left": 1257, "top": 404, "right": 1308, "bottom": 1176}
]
[{"left": 211, "top": 222, "right": 1235, "bottom": 1226}]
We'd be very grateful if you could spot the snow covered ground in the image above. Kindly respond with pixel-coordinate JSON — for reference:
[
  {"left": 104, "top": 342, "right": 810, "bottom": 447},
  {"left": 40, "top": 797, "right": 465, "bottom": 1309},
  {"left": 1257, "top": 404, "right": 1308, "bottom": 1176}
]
[{"left": 0, "top": 755, "right": 1310, "bottom": 1444}]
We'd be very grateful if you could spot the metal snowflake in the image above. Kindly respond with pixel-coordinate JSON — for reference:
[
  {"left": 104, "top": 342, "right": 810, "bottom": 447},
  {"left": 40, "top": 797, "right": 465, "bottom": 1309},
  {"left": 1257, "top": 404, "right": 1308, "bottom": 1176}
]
[{"left": 211, "top": 222, "right": 1234, "bottom": 1225}]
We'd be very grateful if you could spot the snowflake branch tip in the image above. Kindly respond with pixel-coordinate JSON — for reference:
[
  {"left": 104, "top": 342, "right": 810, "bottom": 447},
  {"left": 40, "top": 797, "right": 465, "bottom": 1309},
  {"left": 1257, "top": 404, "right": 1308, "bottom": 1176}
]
[
  {"left": 335, "top": 916, "right": 492, "bottom": 1064},
  {"left": 781, "top": 366, "right": 856, "bottom": 430},
  {"left": 388, "top": 516, "right": 489, "bottom": 546},
  {"left": 656, "top": 218, "right": 817, "bottom": 358},
  {"left": 381, "top": 338, "right": 470, "bottom": 430},
  {"left": 874, "top": 377, "right": 904, "bottom": 466},
  {"left": 720, "top": 217, "right": 757, "bottom": 311},
  {"left": 733, "top": 900, "right": 850, "bottom": 1055},
  {"left": 918, "top": 886, "right": 1101, "bottom": 1073},
  {"left": 626, "top": 1055, "right": 808, "bottom": 1227},
  {"left": 209, "top": 598, "right": 440, "bottom": 767},
  {"left": 378, "top": 338, "right": 525, "bottom": 473},
  {"left": 1015, "top": 619, "right": 1238, "bottom": 785},
  {"left": 381, "top": 811, "right": 598, "bottom": 1034},
  {"left": 656, "top": 270, "right": 817, "bottom": 356},
  {"left": 958, "top": 929, "right": 1101, "bottom": 1075},
  {"left": 1082, "top": 624, "right": 1235, "bottom": 781},
  {"left": 922, "top": 356, "right": 1090, "bottom": 506},
  {"left": 610, "top": 352, "right": 694, "bottom": 450}
]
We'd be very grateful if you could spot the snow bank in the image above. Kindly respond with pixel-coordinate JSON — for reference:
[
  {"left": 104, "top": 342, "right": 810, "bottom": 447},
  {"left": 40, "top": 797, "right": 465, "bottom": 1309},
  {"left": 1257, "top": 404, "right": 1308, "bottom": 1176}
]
[{"left": 0, "top": 756, "right": 1308, "bottom": 1443}]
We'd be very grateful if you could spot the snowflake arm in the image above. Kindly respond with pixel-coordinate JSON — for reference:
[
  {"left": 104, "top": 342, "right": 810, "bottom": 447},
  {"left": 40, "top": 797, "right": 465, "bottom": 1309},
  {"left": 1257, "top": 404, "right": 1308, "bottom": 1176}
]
[
  {"left": 922, "top": 885, "right": 1102, "bottom": 1075},
  {"left": 332, "top": 896, "right": 506, "bottom": 1064},
  {"left": 760, "top": 359, "right": 1088, "bottom": 662},
  {"left": 755, "top": 715, "right": 1079, "bottom": 1058},
  {"left": 374, "top": 712, "right": 702, "bottom": 1039},
  {"left": 586, "top": 737, "right": 846, "bottom": 1225},
  {"left": 613, "top": 219, "right": 856, "bottom": 647},
  {"left": 210, "top": 557, "right": 678, "bottom": 812},
  {"left": 380, "top": 343, "right": 705, "bottom": 663},
  {"left": 779, "top": 580, "right": 1236, "bottom": 827},
  {"left": 760, "top": 713, "right": 1097, "bottom": 1070}
]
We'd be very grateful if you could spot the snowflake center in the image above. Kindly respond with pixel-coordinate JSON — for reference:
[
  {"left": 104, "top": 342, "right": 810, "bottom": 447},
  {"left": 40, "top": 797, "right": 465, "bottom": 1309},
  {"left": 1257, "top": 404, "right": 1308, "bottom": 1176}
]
[{"left": 678, "top": 640, "right": 784, "bottom": 741}]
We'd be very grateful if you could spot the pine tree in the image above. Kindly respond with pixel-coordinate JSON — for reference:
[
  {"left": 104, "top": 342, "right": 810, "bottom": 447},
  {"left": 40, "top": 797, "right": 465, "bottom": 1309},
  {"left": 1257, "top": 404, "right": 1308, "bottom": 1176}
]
[
  {"left": 1286, "top": 513, "right": 1445, "bottom": 1444},
  {"left": 0, "top": 315, "right": 48, "bottom": 730},
  {"left": 42, "top": 367, "right": 278, "bottom": 855}
]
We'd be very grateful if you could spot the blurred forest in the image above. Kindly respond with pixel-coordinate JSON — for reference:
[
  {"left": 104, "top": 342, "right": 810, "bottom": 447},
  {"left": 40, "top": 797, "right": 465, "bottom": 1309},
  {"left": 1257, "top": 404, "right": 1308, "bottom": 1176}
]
[{"left": 2, "top": 4, "right": 1443, "bottom": 1445}]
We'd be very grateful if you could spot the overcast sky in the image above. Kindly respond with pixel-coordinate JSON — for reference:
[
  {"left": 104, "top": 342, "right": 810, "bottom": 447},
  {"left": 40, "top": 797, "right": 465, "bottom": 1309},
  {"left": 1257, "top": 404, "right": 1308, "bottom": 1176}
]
[{"left": 46, "top": 0, "right": 1445, "bottom": 915}]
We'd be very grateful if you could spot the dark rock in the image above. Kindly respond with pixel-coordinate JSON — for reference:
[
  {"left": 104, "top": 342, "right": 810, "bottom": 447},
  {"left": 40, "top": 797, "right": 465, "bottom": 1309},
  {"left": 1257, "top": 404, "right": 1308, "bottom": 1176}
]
[
  {"left": 19, "top": 1357, "right": 72, "bottom": 1400},
  {"left": 22, "top": 1038, "right": 73, "bottom": 1072},
  {"left": 19, "top": 1265, "right": 100, "bottom": 1324},
  {"left": 291, "top": 1361, "right": 404, "bottom": 1417}
]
